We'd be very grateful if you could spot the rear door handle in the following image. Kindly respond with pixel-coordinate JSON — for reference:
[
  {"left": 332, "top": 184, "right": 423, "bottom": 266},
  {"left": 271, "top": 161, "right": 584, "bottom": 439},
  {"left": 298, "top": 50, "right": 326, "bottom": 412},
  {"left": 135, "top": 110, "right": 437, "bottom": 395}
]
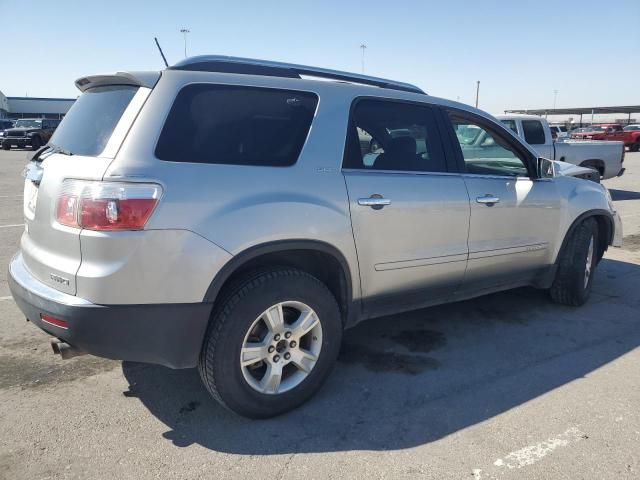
[
  {"left": 476, "top": 194, "right": 500, "bottom": 206},
  {"left": 358, "top": 195, "right": 391, "bottom": 210}
]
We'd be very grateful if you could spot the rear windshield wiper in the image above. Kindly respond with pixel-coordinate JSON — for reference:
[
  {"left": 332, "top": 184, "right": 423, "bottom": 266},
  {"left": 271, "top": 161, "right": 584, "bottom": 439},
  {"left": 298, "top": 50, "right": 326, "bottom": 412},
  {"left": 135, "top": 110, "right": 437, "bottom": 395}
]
[
  {"left": 48, "top": 144, "right": 74, "bottom": 156},
  {"left": 31, "top": 144, "right": 74, "bottom": 162}
]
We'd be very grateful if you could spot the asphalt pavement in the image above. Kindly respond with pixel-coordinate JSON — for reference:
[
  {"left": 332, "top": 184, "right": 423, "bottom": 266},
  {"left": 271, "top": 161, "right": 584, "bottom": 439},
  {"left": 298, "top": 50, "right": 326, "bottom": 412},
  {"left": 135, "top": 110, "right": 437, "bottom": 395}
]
[{"left": 0, "top": 149, "right": 638, "bottom": 480}]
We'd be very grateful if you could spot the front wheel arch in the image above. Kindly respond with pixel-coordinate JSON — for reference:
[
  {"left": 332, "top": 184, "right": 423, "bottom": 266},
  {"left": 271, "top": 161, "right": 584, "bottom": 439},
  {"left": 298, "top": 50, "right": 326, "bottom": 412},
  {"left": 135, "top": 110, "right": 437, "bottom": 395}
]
[{"left": 555, "top": 210, "right": 613, "bottom": 266}]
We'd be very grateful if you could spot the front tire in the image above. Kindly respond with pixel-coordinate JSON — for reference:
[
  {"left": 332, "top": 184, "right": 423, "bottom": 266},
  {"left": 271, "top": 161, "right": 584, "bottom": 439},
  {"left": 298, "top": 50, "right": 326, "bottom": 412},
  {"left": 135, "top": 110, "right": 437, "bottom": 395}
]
[
  {"left": 630, "top": 142, "right": 640, "bottom": 152},
  {"left": 30, "top": 136, "right": 42, "bottom": 151},
  {"left": 550, "top": 218, "right": 599, "bottom": 306},
  {"left": 198, "top": 267, "right": 342, "bottom": 418}
]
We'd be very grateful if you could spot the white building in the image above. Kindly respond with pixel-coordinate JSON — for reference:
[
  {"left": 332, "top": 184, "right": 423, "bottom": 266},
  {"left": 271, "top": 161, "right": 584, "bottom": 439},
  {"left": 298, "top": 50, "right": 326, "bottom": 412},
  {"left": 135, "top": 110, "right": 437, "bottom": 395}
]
[{"left": 0, "top": 90, "right": 75, "bottom": 120}]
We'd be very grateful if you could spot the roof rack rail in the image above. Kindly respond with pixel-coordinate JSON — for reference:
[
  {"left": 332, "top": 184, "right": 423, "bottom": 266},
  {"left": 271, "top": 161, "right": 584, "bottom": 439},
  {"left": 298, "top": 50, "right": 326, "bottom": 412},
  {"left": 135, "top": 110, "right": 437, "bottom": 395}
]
[{"left": 169, "top": 55, "right": 426, "bottom": 95}]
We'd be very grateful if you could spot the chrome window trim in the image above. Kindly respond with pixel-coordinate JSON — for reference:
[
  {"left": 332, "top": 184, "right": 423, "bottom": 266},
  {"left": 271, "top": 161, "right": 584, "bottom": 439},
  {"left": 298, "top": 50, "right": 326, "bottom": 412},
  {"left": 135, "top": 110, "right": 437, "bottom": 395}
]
[{"left": 341, "top": 168, "right": 462, "bottom": 177}]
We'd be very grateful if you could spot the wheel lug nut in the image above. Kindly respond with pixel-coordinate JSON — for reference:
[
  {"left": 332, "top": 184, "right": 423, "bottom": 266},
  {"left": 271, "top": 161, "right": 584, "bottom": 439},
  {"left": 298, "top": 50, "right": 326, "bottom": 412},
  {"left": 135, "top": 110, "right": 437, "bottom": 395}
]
[
  {"left": 284, "top": 352, "right": 291, "bottom": 360},
  {"left": 273, "top": 355, "right": 280, "bottom": 362},
  {"left": 274, "top": 334, "right": 281, "bottom": 341},
  {"left": 268, "top": 346, "right": 275, "bottom": 353},
  {"left": 285, "top": 331, "right": 292, "bottom": 339},
  {"left": 289, "top": 341, "right": 297, "bottom": 348}
]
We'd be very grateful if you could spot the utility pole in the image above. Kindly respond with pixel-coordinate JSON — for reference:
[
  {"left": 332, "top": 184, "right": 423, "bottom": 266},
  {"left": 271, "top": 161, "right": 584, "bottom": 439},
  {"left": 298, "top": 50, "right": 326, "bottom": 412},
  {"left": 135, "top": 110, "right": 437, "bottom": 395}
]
[
  {"left": 360, "top": 44, "right": 367, "bottom": 73},
  {"left": 180, "top": 28, "right": 190, "bottom": 58},
  {"left": 475, "top": 81, "right": 480, "bottom": 108}
]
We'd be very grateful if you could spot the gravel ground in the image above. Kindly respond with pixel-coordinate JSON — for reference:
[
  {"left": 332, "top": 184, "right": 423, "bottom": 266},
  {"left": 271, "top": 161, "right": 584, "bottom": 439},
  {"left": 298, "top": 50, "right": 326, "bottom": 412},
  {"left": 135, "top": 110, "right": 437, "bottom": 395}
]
[{"left": 1, "top": 149, "right": 639, "bottom": 480}]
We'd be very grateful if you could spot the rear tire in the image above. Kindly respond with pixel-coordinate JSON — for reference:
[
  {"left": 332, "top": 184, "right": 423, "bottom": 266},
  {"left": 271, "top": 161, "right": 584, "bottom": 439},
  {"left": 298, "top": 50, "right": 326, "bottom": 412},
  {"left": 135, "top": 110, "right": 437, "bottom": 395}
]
[
  {"left": 2, "top": 143, "right": 9, "bottom": 150},
  {"left": 631, "top": 142, "right": 640, "bottom": 152},
  {"left": 198, "top": 267, "right": 342, "bottom": 418},
  {"left": 550, "top": 218, "right": 599, "bottom": 306}
]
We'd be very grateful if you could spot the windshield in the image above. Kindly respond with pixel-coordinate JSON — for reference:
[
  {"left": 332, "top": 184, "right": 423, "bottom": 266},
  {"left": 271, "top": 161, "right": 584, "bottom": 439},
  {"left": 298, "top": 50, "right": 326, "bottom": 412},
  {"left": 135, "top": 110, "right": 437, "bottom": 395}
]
[
  {"left": 623, "top": 125, "right": 640, "bottom": 131},
  {"left": 14, "top": 119, "right": 42, "bottom": 128},
  {"left": 49, "top": 85, "right": 139, "bottom": 156}
]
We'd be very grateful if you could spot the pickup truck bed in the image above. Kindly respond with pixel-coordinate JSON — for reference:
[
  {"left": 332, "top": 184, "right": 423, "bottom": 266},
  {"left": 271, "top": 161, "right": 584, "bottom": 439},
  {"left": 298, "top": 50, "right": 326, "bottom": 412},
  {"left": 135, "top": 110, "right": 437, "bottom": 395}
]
[{"left": 497, "top": 115, "right": 624, "bottom": 179}]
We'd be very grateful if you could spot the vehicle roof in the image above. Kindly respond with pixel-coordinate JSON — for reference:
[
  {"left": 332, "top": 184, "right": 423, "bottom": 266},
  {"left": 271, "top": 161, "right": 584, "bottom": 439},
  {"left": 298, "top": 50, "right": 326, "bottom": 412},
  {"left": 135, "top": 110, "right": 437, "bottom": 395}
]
[
  {"left": 168, "top": 55, "right": 426, "bottom": 94},
  {"left": 77, "top": 57, "right": 512, "bottom": 138},
  {"left": 495, "top": 113, "right": 546, "bottom": 121}
]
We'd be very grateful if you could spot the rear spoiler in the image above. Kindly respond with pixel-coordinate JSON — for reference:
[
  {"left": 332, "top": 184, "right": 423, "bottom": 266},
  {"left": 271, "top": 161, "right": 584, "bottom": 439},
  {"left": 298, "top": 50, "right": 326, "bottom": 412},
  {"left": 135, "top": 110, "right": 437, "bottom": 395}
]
[{"left": 74, "top": 71, "right": 161, "bottom": 92}]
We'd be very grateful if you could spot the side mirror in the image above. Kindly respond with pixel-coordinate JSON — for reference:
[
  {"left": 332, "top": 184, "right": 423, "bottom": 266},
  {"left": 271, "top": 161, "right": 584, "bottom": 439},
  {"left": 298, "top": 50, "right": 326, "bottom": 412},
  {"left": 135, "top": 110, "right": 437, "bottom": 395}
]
[{"left": 537, "top": 157, "right": 555, "bottom": 179}]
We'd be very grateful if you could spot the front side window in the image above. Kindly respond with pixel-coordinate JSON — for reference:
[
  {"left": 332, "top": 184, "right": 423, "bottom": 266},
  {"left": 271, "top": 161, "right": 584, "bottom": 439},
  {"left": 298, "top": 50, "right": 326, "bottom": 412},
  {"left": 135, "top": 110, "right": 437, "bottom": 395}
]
[
  {"left": 156, "top": 84, "right": 318, "bottom": 166},
  {"left": 448, "top": 112, "right": 529, "bottom": 177},
  {"left": 522, "top": 120, "right": 546, "bottom": 145},
  {"left": 343, "top": 99, "right": 446, "bottom": 172}
]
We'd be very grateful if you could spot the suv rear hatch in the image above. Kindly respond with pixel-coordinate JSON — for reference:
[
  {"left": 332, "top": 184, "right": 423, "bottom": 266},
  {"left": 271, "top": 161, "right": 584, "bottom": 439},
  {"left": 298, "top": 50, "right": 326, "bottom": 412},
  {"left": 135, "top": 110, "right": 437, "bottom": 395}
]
[{"left": 21, "top": 73, "right": 157, "bottom": 295}]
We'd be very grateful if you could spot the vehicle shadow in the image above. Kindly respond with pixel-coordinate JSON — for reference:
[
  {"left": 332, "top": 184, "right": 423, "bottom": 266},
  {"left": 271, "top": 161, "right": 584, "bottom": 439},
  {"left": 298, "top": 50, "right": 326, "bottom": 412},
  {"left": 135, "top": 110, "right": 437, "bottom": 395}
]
[
  {"left": 609, "top": 189, "right": 640, "bottom": 201},
  {"left": 122, "top": 257, "right": 640, "bottom": 454}
]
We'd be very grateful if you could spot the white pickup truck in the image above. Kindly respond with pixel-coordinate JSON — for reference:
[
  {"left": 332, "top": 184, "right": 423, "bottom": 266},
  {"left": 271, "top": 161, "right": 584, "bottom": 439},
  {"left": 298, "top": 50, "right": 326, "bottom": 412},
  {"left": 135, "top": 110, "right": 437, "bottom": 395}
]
[{"left": 497, "top": 114, "right": 625, "bottom": 179}]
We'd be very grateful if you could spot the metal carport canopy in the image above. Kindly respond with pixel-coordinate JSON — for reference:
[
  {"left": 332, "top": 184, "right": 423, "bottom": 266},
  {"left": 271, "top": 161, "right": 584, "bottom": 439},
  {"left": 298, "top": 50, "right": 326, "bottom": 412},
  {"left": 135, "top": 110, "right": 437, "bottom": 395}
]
[{"left": 504, "top": 106, "right": 640, "bottom": 115}]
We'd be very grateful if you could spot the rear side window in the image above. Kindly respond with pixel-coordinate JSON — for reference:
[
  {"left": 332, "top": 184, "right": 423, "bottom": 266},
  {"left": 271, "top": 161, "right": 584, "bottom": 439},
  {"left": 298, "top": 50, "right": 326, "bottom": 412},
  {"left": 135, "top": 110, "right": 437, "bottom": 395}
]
[
  {"left": 49, "top": 85, "right": 138, "bottom": 156},
  {"left": 156, "top": 84, "right": 318, "bottom": 166},
  {"left": 500, "top": 119, "right": 518, "bottom": 134},
  {"left": 522, "top": 120, "right": 546, "bottom": 145},
  {"left": 343, "top": 99, "right": 446, "bottom": 172}
]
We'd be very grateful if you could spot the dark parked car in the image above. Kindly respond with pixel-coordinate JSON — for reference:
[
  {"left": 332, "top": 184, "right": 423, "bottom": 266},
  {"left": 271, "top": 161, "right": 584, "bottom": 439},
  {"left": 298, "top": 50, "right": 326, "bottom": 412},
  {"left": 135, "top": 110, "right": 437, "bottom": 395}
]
[
  {"left": 0, "top": 119, "right": 14, "bottom": 135},
  {"left": 1, "top": 118, "right": 61, "bottom": 150}
]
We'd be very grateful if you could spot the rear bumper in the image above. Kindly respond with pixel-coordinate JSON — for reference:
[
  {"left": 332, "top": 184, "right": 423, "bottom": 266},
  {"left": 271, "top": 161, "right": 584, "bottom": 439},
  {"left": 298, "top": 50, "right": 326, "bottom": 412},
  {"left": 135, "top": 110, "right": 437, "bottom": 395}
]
[{"left": 8, "top": 252, "right": 212, "bottom": 368}]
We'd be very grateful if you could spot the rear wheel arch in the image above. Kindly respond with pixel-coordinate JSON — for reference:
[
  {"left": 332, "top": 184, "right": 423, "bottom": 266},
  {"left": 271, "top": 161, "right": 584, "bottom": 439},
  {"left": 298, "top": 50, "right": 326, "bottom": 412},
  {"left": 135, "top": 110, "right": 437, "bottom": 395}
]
[
  {"left": 203, "top": 240, "right": 355, "bottom": 326},
  {"left": 579, "top": 159, "right": 605, "bottom": 176}
]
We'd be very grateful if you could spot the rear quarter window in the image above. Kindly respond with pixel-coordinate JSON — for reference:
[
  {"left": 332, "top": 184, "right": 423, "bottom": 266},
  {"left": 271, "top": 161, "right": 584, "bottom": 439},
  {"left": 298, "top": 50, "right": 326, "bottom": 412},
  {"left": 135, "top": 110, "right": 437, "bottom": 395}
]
[
  {"left": 155, "top": 84, "right": 319, "bottom": 167},
  {"left": 522, "top": 120, "right": 546, "bottom": 145}
]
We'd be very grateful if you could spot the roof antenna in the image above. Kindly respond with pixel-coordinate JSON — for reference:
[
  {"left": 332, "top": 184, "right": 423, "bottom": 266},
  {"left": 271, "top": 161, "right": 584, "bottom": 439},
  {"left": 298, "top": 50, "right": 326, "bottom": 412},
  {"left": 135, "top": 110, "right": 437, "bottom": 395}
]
[{"left": 154, "top": 37, "right": 169, "bottom": 68}]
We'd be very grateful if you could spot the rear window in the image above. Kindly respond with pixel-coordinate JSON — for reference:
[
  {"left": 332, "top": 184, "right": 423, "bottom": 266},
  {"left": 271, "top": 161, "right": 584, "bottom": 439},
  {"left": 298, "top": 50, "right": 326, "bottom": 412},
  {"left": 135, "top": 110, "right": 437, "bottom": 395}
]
[
  {"left": 155, "top": 84, "right": 318, "bottom": 166},
  {"left": 49, "top": 85, "right": 138, "bottom": 156},
  {"left": 522, "top": 120, "right": 546, "bottom": 145}
]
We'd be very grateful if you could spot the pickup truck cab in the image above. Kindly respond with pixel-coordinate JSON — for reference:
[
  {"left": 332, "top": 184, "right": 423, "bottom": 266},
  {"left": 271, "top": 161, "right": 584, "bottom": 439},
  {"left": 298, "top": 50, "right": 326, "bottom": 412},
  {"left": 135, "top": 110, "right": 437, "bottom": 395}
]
[
  {"left": 497, "top": 114, "right": 625, "bottom": 179},
  {"left": 591, "top": 125, "right": 640, "bottom": 152},
  {"left": 571, "top": 124, "right": 623, "bottom": 141},
  {"left": 571, "top": 124, "right": 640, "bottom": 152}
]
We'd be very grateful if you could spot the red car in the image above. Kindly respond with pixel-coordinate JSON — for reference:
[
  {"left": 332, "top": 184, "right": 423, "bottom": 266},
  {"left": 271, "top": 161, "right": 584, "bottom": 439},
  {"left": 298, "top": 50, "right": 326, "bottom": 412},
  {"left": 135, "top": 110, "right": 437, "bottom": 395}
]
[{"left": 572, "top": 123, "right": 640, "bottom": 151}]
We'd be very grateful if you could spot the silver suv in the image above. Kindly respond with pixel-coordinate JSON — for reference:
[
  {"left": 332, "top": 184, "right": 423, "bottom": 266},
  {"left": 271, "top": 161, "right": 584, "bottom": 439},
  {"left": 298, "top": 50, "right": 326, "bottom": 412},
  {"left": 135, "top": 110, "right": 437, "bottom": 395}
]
[{"left": 8, "top": 56, "right": 623, "bottom": 418}]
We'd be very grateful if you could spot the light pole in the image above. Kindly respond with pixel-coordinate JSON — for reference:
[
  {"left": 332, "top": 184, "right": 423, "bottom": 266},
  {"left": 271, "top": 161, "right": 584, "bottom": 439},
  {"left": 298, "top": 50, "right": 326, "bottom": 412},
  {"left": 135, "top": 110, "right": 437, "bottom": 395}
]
[
  {"left": 553, "top": 89, "right": 558, "bottom": 110},
  {"left": 360, "top": 44, "right": 367, "bottom": 73},
  {"left": 180, "top": 28, "right": 190, "bottom": 58},
  {"left": 475, "top": 81, "right": 480, "bottom": 108}
]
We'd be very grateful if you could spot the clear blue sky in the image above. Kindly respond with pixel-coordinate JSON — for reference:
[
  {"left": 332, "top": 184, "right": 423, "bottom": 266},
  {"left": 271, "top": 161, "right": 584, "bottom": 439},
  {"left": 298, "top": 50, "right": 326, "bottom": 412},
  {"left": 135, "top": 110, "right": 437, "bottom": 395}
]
[{"left": 1, "top": 0, "right": 638, "bottom": 116}]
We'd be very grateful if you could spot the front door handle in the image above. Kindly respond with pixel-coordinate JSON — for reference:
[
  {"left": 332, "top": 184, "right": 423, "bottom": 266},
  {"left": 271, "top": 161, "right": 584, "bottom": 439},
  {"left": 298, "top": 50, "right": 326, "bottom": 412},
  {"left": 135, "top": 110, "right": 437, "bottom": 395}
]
[
  {"left": 358, "top": 194, "right": 391, "bottom": 210},
  {"left": 476, "top": 194, "right": 500, "bottom": 206}
]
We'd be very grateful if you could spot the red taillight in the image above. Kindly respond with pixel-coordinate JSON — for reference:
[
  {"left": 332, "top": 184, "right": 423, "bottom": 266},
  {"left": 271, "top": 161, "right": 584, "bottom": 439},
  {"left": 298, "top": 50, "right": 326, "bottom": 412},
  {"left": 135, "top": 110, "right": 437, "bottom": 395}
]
[
  {"left": 40, "top": 314, "right": 69, "bottom": 329},
  {"left": 55, "top": 180, "right": 162, "bottom": 231}
]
